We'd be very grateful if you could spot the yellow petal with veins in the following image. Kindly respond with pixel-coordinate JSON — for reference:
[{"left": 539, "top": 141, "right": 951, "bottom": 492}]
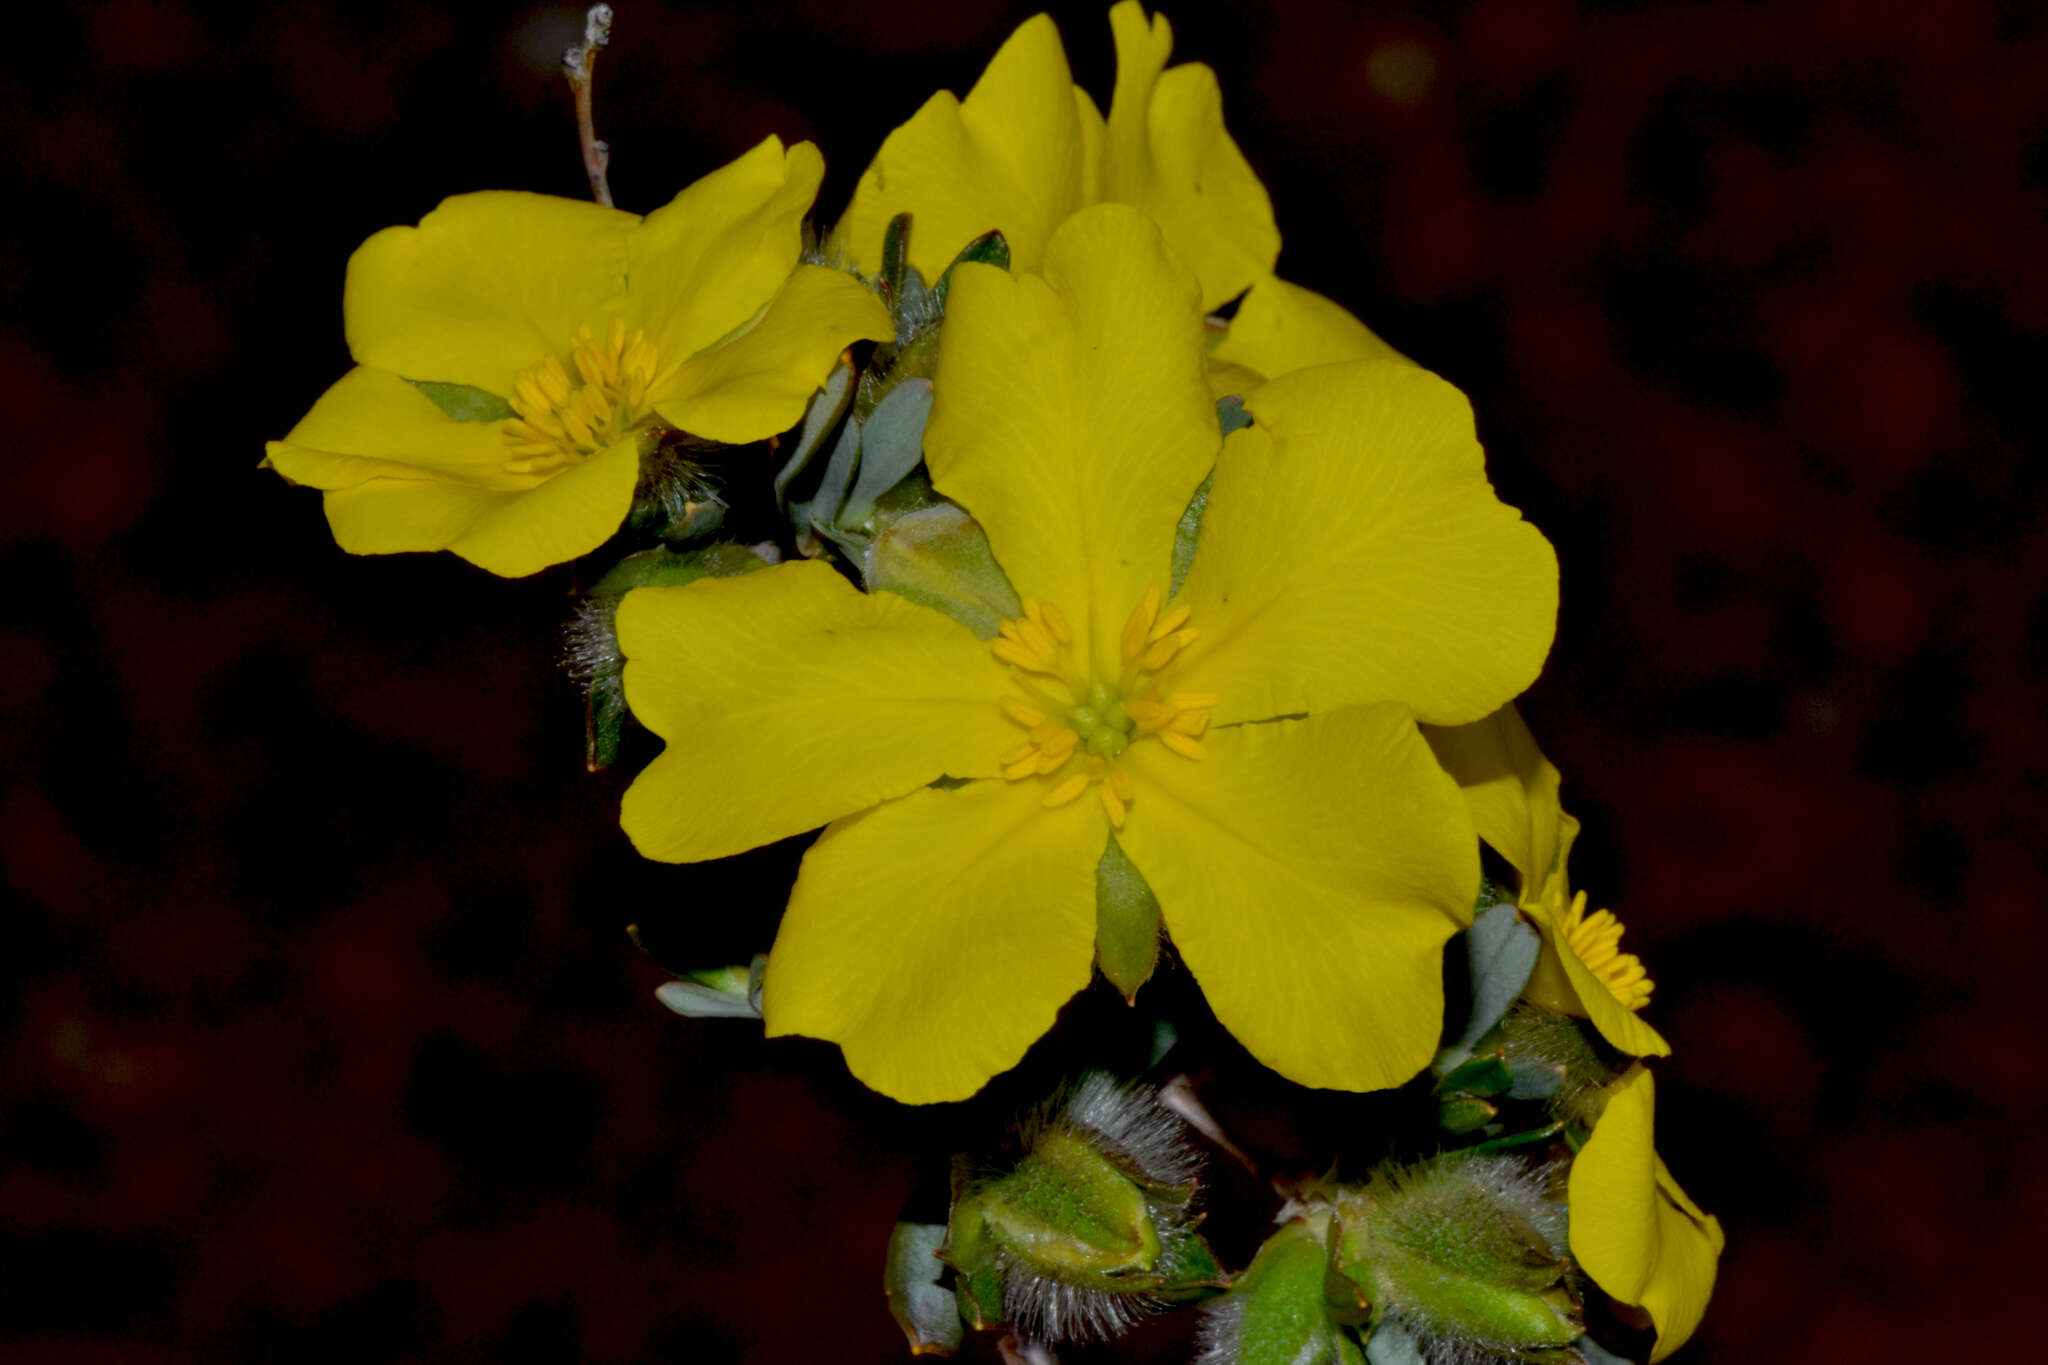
[
  {"left": 1114, "top": 705, "right": 1475, "bottom": 1092},
  {"left": 926, "top": 204, "right": 1216, "bottom": 676},
  {"left": 1212, "top": 274, "right": 1407, "bottom": 379},
  {"left": 618, "top": 561, "right": 1014, "bottom": 862},
  {"left": 765, "top": 778, "right": 1102, "bottom": 1104},
  {"left": 1173, "top": 359, "right": 1558, "bottom": 728},
  {"left": 1569, "top": 1068, "right": 1724, "bottom": 1361}
]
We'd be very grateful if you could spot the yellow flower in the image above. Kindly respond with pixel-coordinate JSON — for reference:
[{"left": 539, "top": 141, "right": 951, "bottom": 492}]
[
  {"left": 1570, "top": 1067, "right": 1725, "bottom": 1361},
  {"left": 1425, "top": 703, "right": 1670, "bottom": 1058},
  {"left": 1206, "top": 274, "right": 1409, "bottom": 398},
  {"left": 618, "top": 205, "right": 1557, "bottom": 1103},
  {"left": 832, "top": 3, "right": 1278, "bottom": 314},
  {"left": 265, "top": 137, "right": 893, "bottom": 577}
]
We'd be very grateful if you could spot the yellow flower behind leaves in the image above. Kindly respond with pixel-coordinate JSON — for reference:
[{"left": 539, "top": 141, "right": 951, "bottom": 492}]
[
  {"left": 833, "top": 3, "right": 1278, "bottom": 314},
  {"left": 265, "top": 137, "right": 893, "bottom": 577},
  {"left": 618, "top": 205, "right": 1558, "bottom": 1104}
]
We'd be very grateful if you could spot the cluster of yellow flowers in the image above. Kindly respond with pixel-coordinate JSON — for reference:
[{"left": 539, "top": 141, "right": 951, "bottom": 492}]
[{"left": 266, "top": 5, "right": 1718, "bottom": 1358}]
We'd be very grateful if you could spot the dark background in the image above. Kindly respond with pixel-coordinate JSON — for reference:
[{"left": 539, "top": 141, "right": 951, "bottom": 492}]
[{"left": 5, "top": 0, "right": 2044, "bottom": 1360}]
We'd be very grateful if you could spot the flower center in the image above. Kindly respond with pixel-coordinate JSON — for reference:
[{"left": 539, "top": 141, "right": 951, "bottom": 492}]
[
  {"left": 502, "top": 318, "right": 660, "bottom": 476},
  {"left": 991, "top": 587, "right": 1217, "bottom": 830},
  {"left": 1552, "top": 888, "right": 1654, "bottom": 1012}
]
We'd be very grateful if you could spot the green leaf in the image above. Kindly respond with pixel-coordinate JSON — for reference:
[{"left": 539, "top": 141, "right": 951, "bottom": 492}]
[
  {"left": 1154, "top": 1229, "right": 1227, "bottom": 1301},
  {"left": 1170, "top": 471, "right": 1212, "bottom": 599},
  {"left": 885, "top": 1222, "right": 964, "bottom": 1356},
  {"left": 1434, "top": 1054, "right": 1514, "bottom": 1099},
  {"left": 407, "top": 378, "right": 515, "bottom": 422},
  {"left": 838, "top": 378, "right": 932, "bottom": 528},
  {"left": 1439, "top": 904, "right": 1541, "bottom": 1068},
  {"left": 1438, "top": 1096, "right": 1499, "bottom": 1136},
  {"left": 1095, "top": 834, "right": 1162, "bottom": 1001},
  {"left": 1224, "top": 1220, "right": 1365, "bottom": 1365},
  {"left": 774, "top": 359, "right": 856, "bottom": 513},
  {"left": 586, "top": 672, "right": 628, "bottom": 772},
  {"left": 882, "top": 212, "right": 913, "bottom": 300}
]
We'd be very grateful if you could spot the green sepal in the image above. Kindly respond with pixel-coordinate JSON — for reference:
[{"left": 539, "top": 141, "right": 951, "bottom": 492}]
[
  {"left": 1095, "top": 834, "right": 1162, "bottom": 1002},
  {"left": 933, "top": 229, "right": 1011, "bottom": 312},
  {"left": 588, "top": 541, "right": 769, "bottom": 596},
  {"left": 1152, "top": 1222, "right": 1228, "bottom": 1302},
  {"left": 941, "top": 1191, "right": 1006, "bottom": 1330},
  {"left": 862, "top": 502, "right": 1023, "bottom": 638},
  {"left": 1438, "top": 1096, "right": 1500, "bottom": 1136},
  {"left": 586, "top": 657, "right": 629, "bottom": 772},
  {"left": 881, "top": 212, "right": 913, "bottom": 301},
  {"left": 885, "top": 1221, "right": 964, "bottom": 1356},
  {"left": 408, "top": 378, "right": 515, "bottom": 422},
  {"left": 1463, "top": 1121, "right": 1565, "bottom": 1156},
  {"left": 980, "top": 1128, "right": 1162, "bottom": 1278},
  {"left": 1215, "top": 1219, "right": 1365, "bottom": 1365}
]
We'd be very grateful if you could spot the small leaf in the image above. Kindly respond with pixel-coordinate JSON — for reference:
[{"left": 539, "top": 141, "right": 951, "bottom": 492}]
[
  {"left": 1439, "top": 1096, "right": 1499, "bottom": 1135},
  {"left": 1440, "top": 904, "right": 1541, "bottom": 1067},
  {"left": 408, "top": 378, "right": 515, "bottom": 422},
  {"left": 885, "top": 1222, "right": 964, "bottom": 1356},
  {"left": 806, "top": 415, "right": 864, "bottom": 531},
  {"left": 933, "top": 229, "right": 1011, "bottom": 312},
  {"left": 1154, "top": 1229, "right": 1227, "bottom": 1301},
  {"left": 1216, "top": 393, "right": 1251, "bottom": 435},
  {"left": 839, "top": 378, "right": 933, "bottom": 528},
  {"left": 773, "top": 359, "right": 856, "bottom": 513},
  {"left": 1095, "top": 834, "right": 1162, "bottom": 1001},
  {"left": 1435, "top": 1054, "right": 1514, "bottom": 1099}
]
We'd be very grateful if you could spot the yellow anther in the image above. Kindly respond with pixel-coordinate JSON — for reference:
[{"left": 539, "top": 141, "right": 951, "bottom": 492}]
[
  {"left": 1037, "top": 727, "right": 1080, "bottom": 761},
  {"left": 1559, "top": 891, "right": 1655, "bottom": 1011},
  {"left": 1139, "top": 629, "right": 1195, "bottom": 673},
  {"left": 608, "top": 316, "right": 627, "bottom": 357},
  {"left": 1108, "top": 768, "right": 1134, "bottom": 801},
  {"left": 1016, "top": 616, "right": 1058, "bottom": 661},
  {"left": 1028, "top": 720, "right": 1065, "bottom": 745},
  {"left": 1042, "top": 773, "right": 1090, "bottom": 808},
  {"left": 1148, "top": 603, "right": 1192, "bottom": 643},
  {"left": 1168, "top": 710, "right": 1209, "bottom": 737},
  {"left": 1099, "top": 783, "right": 1127, "bottom": 829},
  {"left": 1159, "top": 730, "right": 1206, "bottom": 760},
  {"left": 1000, "top": 696, "right": 1046, "bottom": 727},
  {"left": 539, "top": 356, "right": 573, "bottom": 406},
  {"left": 1041, "top": 602, "right": 1073, "bottom": 645},
  {"left": 992, "top": 639, "right": 1054, "bottom": 673},
  {"left": 1000, "top": 741, "right": 1037, "bottom": 766},
  {"left": 1034, "top": 748, "right": 1072, "bottom": 776},
  {"left": 1121, "top": 586, "right": 1162, "bottom": 662},
  {"left": 1167, "top": 692, "right": 1219, "bottom": 711},
  {"left": 501, "top": 317, "right": 662, "bottom": 474},
  {"left": 1004, "top": 755, "right": 1041, "bottom": 781},
  {"left": 1126, "top": 699, "right": 1171, "bottom": 731}
]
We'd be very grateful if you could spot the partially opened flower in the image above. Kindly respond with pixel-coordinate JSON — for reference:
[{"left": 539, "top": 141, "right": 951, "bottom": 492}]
[
  {"left": 265, "top": 137, "right": 893, "bottom": 577},
  {"left": 832, "top": 2, "right": 1277, "bottom": 314},
  {"left": 1569, "top": 1067, "right": 1725, "bottom": 1361},
  {"left": 618, "top": 204, "right": 1557, "bottom": 1103},
  {"left": 1426, "top": 707, "right": 1720, "bottom": 1356},
  {"left": 1426, "top": 703, "right": 1670, "bottom": 1058}
]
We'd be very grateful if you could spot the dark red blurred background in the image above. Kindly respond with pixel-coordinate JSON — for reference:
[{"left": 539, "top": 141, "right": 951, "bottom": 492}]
[{"left": 5, "top": 1, "right": 2044, "bottom": 1360}]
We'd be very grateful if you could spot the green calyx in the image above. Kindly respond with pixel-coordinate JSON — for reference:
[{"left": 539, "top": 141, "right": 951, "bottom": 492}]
[
  {"left": 958, "top": 1128, "right": 1163, "bottom": 1285},
  {"left": 1330, "top": 1155, "right": 1583, "bottom": 1362},
  {"left": 1205, "top": 1216, "right": 1365, "bottom": 1365}
]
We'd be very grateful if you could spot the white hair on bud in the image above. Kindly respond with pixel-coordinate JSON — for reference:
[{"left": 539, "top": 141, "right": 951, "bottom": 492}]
[
  {"left": 1059, "top": 1071, "right": 1202, "bottom": 1190},
  {"left": 989, "top": 1073, "right": 1206, "bottom": 1345},
  {"left": 561, "top": 596, "right": 621, "bottom": 695},
  {"left": 1191, "top": 1289, "right": 1247, "bottom": 1365}
]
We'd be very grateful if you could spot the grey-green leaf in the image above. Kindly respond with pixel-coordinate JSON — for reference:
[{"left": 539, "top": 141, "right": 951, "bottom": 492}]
[
  {"left": 1441, "top": 904, "right": 1541, "bottom": 1067},
  {"left": 838, "top": 377, "right": 932, "bottom": 528},
  {"left": 774, "top": 359, "right": 856, "bottom": 513},
  {"left": 884, "top": 1221, "right": 963, "bottom": 1356}
]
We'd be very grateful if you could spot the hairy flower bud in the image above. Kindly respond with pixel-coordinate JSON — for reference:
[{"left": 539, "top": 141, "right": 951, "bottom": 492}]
[
  {"left": 1329, "top": 1154, "right": 1584, "bottom": 1365},
  {"left": 944, "top": 1073, "right": 1222, "bottom": 1343}
]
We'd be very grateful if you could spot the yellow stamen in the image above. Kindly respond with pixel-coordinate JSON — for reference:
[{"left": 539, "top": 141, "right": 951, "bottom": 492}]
[
  {"left": 1159, "top": 731, "right": 1206, "bottom": 760},
  {"left": 1041, "top": 602, "right": 1072, "bottom": 644},
  {"left": 1000, "top": 741, "right": 1037, "bottom": 766},
  {"left": 1000, "top": 696, "right": 1045, "bottom": 727},
  {"left": 1099, "top": 783, "right": 1127, "bottom": 829},
  {"left": 1147, "top": 603, "right": 1192, "bottom": 643},
  {"left": 1043, "top": 773, "right": 1090, "bottom": 808},
  {"left": 1559, "top": 890, "right": 1655, "bottom": 1011},
  {"left": 1108, "top": 768, "right": 1135, "bottom": 801},
  {"left": 500, "top": 317, "right": 662, "bottom": 475}
]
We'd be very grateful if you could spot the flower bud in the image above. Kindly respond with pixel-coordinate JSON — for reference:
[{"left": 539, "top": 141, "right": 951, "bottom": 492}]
[
  {"left": 861, "top": 502, "right": 1024, "bottom": 640},
  {"left": 1196, "top": 1215, "right": 1363, "bottom": 1365},
  {"left": 944, "top": 1073, "right": 1222, "bottom": 1343},
  {"left": 1329, "top": 1154, "right": 1584, "bottom": 1364}
]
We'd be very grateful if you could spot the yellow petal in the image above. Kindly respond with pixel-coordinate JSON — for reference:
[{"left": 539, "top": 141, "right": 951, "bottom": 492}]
[
  {"left": 1114, "top": 706, "right": 1476, "bottom": 1092},
  {"left": 1205, "top": 357, "right": 1266, "bottom": 401},
  {"left": 926, "top": 204, "right": 1215, "bottom": 676},
  {"left": 630, "top": 136, "right": 830, "bottom": 378},
  {"left": 1101, "top": 3, "right": 1279, "bottom": 311},
  {"left": 763, "top": 778, "right": 1103, "bottom": 1103},
  {"left": 344, "top": 191, "right": 636, "bottom": 394},
  {"left": 1526, "top": 895, "right": 1672, "bottom": 1058},
  {"left": 834, "top": 13, "right": 1088, "bottom": 283},
  {"left": 1173, "top": 359, "right": 1558, "bottom": 727},
  {"left": 264, "top": 366, "right": 522, "bottom": 489},
  {"left": 1570, "top": 1068, "right": 1724, "bottom": 1360},
  {"left": 652, "top": 264, "right": 893, "bottom": 444},
  {"left": 1420, "top": 703, "right": 1563, "bottom": 892},
  {"left": 1213, "top": 275, "right": 1406, "bottom": 378},
  {"left": 319, "top": 435, "right": 641, "bottom": 577},
  {"left": 617, "top": 560, "right": 1015, "bottom": 863}
]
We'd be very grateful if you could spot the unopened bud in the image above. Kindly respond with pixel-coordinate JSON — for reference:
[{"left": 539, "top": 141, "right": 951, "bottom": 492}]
[
  {"left": 863, "top": 502, "right": 1023, "bottom": 639},
  {"left": 654, "top": 955, "right": 765, "bottom": 1019},
  {"left": 1196, "top": 1215, "right": 1362, "bottom": 1365},
  {"left": 1330, "top": 1154, "right": 1583, "bottom": 1363},
  {"left": 944, "top": 1074, "right": 1221, "bottom": 1343}
]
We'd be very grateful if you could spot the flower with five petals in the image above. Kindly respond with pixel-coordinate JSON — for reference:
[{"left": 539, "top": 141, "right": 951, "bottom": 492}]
[
  {"left": 619, "top": 205, "right": 1557, "bottom": 1103},
  {"left": 265, "top": 137, "right": 892, "bottom": 577}
]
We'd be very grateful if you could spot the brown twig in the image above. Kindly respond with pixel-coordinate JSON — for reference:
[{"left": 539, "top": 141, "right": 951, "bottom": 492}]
[
  {"left": 1159, "top": 1073, "right": 1261, "bottom": 1177},
  {"left": 562, "top": 5, "right": 615, "bottom": 207}
]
